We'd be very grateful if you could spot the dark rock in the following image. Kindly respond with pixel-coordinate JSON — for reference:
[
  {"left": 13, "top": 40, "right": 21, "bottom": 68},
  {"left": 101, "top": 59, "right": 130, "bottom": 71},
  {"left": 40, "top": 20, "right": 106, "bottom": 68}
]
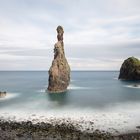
[
  {"left": 0, "top": 91, "right": 6, "bottom": 98},
  {"left": 136, "top": 126, "right": 140, "bottom": 129},
  {"left": 47, "top": 26, "right": 70, "bottom": 93},
  {"left": 3, "top": 119, "right": 140, "bottom": 140},
  {"left": 119, "top": 57, "right": 140, "bottom": 80}
]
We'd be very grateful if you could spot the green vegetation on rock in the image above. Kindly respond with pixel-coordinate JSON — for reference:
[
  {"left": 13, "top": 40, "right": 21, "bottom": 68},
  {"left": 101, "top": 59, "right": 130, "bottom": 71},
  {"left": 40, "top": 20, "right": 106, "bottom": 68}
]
[{"left": 119, "top": 57, "right": 140, "bottom": 80}]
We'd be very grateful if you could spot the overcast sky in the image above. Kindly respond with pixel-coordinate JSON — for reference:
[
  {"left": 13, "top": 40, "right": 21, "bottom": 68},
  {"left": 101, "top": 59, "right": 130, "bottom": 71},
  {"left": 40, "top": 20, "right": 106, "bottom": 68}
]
[{"left": 0, "top": 0, "right": 140, "bottom": 70}]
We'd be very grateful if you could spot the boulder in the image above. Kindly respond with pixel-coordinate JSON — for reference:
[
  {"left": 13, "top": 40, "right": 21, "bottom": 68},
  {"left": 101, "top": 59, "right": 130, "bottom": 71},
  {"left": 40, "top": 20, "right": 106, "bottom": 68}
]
[
  {"left": 0, "top": 91, "right": 6, "bottom": 98},
  {"left": 118, "top": 57, "right": 140, "bottom": 80},
  {"left": 47, "top": 26, "right": 70, "bottom": 93}
]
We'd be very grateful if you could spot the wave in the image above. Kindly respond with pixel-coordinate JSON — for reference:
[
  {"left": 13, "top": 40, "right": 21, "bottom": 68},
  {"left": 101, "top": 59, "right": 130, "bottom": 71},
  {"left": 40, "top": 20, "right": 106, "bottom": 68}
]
[
  {"left": 0, "top": 92, "right": 19, "bottom": 101},
  {"left": 113, "top": 77, "right": 118, "bottom": 80},
  {"left": 68, "top": 84, "right": 92, "bottom": 90},
  {"left": 0, "top": 105, "right": 138, "bottom": 134},
  {"left": 70, "top": 80, "right": 76, "bottom": 82},
  {"left": 37, "top": 89, "right": 45, "bottom": 93},
  {"left": 38, "top": 84, "right": 92, "bottom": 92},
  {"left": 124, "top": 84, "right": 140, "bottom": 89}
]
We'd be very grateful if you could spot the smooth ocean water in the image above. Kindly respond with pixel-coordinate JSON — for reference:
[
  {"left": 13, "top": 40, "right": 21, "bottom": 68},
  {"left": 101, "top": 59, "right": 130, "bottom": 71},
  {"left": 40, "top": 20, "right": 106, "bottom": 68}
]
[
  {"left": 0, "top": 71, "right": 140, "bottom": 132},
  {"left": 0, "top": 71, "right": 140, "bottom": 109}
]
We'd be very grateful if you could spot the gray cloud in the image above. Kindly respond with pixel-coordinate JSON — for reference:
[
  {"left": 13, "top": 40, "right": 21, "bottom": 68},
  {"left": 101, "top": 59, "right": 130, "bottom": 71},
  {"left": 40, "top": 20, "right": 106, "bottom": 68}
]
[{"left": 0, "top": 0, "right": 140, "bottom": 70}]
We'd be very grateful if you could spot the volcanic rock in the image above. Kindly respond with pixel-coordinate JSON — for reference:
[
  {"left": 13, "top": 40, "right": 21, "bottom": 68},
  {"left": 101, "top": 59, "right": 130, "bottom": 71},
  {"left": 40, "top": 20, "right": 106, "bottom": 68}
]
[
  {"left": 119, "top": 57, "right": 140, "bottom": 80},
  {"left": 0, "top": 91, "right": 6, "bottom": 98},
  {"left": 47, "top": 26, "right": 70, "bottom": 93}
]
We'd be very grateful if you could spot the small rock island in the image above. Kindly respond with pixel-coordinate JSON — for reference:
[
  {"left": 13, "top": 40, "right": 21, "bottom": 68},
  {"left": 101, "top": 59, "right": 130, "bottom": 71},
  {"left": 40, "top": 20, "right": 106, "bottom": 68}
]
[
  {"left": 119, "top": 57, "right": 140, "bottom": 80},
  {"left": 47, "top": 26, "right": 70, "bottom": 93},
  {"left": 0, "top": 91, "right": 6, "bottom": 98}
]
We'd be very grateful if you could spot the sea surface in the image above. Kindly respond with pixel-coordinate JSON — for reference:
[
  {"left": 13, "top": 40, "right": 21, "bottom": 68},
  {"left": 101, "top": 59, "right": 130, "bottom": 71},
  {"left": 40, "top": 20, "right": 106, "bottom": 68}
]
[{"left": 0, "top": 71, "right": 140, "bottom": 133}]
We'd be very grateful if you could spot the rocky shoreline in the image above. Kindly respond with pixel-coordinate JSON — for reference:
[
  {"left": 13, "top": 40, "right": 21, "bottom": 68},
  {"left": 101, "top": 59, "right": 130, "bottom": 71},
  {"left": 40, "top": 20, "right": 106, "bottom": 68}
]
[
  {"left": 0, "top": 119, "right": 113, "bottom": 140},
  {"left": 0, "top": 119, "right": 140, "bottom": 140}
]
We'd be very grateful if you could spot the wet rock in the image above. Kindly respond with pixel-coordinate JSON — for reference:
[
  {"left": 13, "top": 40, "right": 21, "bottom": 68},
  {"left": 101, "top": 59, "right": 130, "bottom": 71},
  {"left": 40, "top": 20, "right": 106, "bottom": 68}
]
[
  {"left": 136, "top": 126, "right": 140, "bottom": 129},
  {"left": 0, "top": 91, "right": 6, "bottom": 98},
  {"left": 47, "top": 26, "right": 70, "bottom": 93},
  {"left": 0, "top": 119, "right": 114, "bottom": 140},
  {"left": 119, "top": 57, "right": 140, "bottom": 80}
]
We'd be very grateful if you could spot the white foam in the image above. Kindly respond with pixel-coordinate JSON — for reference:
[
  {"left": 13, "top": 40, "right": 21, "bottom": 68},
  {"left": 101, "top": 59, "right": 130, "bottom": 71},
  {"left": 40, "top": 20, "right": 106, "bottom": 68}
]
[
  {"left": 0, "top": 106, "right": 137, "bottom": 134},
  {"left": 113, "top": 77, "right": 118, "bottom": 80},
  {"left": 37, "top": 89, "right": 45, "bottom": 93},
  {"left": 124, "top": 84, "right": 140, "bottom": 89},
  {"left": 1, "top": 90, "right": 140, "bottom": 134},
  {"left": 68, "top": 84, "right": 92, "bottom": 90},
  {"left": 0, "top": 92, "right": 19, "bottom": 101},
  {"left": 70, "top": 80, "right": 76, "bottom": 82},
  {"left": 39, "top": 85, "right": 92, "bottom": 92},
  {"left": 1, "top": 101, "right": 140, "bottom": 134}
]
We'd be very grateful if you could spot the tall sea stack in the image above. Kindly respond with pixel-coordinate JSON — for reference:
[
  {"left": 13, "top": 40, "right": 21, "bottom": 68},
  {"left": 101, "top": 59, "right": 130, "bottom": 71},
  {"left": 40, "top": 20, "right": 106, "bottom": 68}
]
[{"left": 47, "top": 26, "right": 70, "bottom": 93}]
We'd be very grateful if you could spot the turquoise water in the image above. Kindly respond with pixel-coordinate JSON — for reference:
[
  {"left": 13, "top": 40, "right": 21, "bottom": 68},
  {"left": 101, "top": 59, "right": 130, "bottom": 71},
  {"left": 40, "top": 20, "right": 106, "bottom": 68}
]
[
  {"left": 0, "top": 71, "right": 140, "bottom": 116},
  {"left": 0, "top": 71, "right": 140, "bottom": 132}
]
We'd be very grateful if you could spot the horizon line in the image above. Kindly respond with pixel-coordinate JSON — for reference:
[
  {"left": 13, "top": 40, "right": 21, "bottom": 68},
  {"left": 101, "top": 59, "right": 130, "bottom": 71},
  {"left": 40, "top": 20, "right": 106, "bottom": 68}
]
[{"left": 0, "top": 70, "right": 119, "bottom": 72}]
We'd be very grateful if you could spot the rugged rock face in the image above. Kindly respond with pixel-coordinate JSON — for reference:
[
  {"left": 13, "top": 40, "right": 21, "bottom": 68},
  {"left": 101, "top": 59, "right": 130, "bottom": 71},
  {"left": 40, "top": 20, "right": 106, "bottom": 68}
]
[
  {"left": 119, "top": 57, "right": 140, "bottom": 80},
  {"left": 47, "top": 26, "right": 70, "bottom": 93}
]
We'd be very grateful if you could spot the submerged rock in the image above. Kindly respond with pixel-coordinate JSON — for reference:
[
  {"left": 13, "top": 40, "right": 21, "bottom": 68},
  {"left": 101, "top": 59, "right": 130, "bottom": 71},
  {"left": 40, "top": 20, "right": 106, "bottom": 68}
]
[
  {"left": 47, "top": 26, "right": 70, "bottom": 93},
  {"left": 0, "top": 91, "right": 6, "bottom": 98},
  {"left": 119, "top": 57, "right": 140, "bottom": 80}
]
